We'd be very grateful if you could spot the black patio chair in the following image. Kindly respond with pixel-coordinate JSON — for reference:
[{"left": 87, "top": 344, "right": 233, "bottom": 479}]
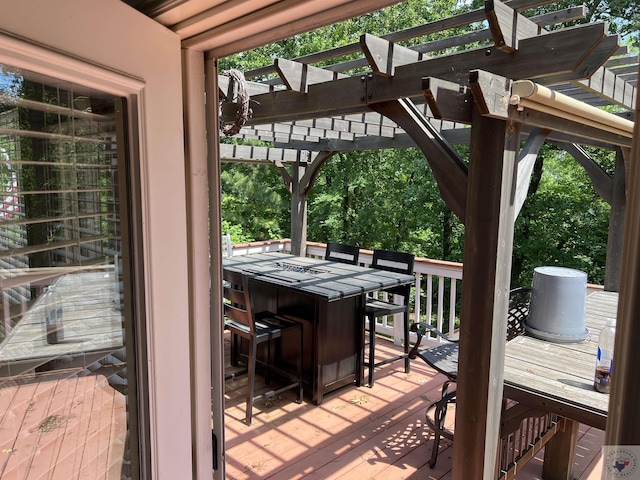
[
  {"left": 324, "top": 242, "right": 360, "bottom": 265},
  {"left": 363, "top": 249, "right": 415, "bottom": 387},
  {"left": 224, "top": 269, "right": 303, "bottom": 425},
  {"left": 407, "top": 286, "right": 531, "bottom": 468}
]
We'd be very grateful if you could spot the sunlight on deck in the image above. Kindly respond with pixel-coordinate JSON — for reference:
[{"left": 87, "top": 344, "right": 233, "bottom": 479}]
[{"left": 224, "top": 335, "right": 604, "bottom": 479}]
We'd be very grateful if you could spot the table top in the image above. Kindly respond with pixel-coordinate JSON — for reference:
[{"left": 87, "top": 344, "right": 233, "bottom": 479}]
[
  {"left": 503, "top": 290, "right": 617, "bottom": 430},
  {"left": 223, "top": 252, "right": 415, "bottom": 301}
]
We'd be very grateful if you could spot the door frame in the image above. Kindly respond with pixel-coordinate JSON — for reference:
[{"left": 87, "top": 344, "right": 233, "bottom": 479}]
[{"left": 0, "top": 1, "right": 195, "bottom": 477}]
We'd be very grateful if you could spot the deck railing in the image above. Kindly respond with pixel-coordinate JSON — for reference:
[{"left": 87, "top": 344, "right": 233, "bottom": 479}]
[
  {"left": 225, "top": 238, "right": 604, "bottom": 346},
  {"left": 225, "top": 239, "right": 463, "bottom": 345}
]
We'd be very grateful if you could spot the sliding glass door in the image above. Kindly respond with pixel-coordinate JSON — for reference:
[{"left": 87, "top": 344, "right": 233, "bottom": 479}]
[{"left": 0, "top": 64, "right": 143, "bottom": 479}]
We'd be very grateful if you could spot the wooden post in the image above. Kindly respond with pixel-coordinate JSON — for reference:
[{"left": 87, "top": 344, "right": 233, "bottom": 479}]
[
  {"left": 605, "top": 64, "right": 640, "bottom": 456},
  {"left": 604, "top": 148, "right": 626, "bottom": 291},
  {"left": 452, "top": 106, "right": 519, "bottom": 479},
  {"left": 290, "top": 158, "right": 308, "bottom": 256},
  {"left": 542, "top": 418, "right": 579, "bottom": 480}
]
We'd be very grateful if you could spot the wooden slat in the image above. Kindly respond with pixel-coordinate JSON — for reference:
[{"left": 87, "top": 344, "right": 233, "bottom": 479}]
[
  {"left": 275, "top": 58, "right": 348, "bottom": 92},
  {"left": 23, "top": 377, "right": 78, "bottom": 478},
  {"left": 1, "top": 379, "right": 58, "bottom": 477},
  {"left": 247, "top": 23, "right": 615, "bottom": 124},
  {"left": 223, "top": 334, "right": 607, "bottom": 479},
  {"left": 486, "top": 0, "right": 541, "bottom": 52},
  {"left": 243, "top": 0, "right": 565, "bottom": 79}
]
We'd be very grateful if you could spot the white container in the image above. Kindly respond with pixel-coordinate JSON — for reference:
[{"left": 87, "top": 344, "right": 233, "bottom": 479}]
[{"left": 525, "top": 266, "right": 589, "bottom": 343}]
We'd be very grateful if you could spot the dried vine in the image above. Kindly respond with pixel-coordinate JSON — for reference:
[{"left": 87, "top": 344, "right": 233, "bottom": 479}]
[{"left": 220, "top": 69, "right": 250, "bottom": 137}]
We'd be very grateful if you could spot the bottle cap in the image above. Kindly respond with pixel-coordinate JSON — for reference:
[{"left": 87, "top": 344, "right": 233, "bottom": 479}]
[{"left": 606, "top": 317, "right": 616, "bottom": 327}]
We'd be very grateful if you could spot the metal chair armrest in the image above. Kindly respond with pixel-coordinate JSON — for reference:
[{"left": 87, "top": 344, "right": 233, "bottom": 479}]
[{"left": 409, "top": 322, "right": 458, "bottom": 359}]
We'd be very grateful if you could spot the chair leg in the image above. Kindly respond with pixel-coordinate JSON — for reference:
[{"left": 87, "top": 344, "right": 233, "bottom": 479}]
[
  {"left": 297, "top": 324, "right": 303, "bottom": 403},
  {"left": 368, "top": 314, "right": 376, "bottom": 387},
  {"left": 246, "top": 340, "right": 258, "bottom": 425},
  {"left": 428, "top": 396, "right": 448, "bottom": 468},
  {"left": 230, "top": 332, "right": 239, "bottom": 367},
  {"left": 403, "top": 309, "right": 410, "bottom": 374},
  {"left": 265, "top": 335, "right": 273, "bottom": 385},
  {"left": 427, "top": 381, "right": 456, "bottom": 468}
]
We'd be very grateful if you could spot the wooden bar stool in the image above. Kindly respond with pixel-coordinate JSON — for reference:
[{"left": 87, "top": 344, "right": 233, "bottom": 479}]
[{"left": 363, "top": 249, "right": 415, "bottom": 387}]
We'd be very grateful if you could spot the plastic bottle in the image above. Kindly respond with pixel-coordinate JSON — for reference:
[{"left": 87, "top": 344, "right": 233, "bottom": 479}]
[
  {"left": 44, "top": 287, "right": 58, "bottom": 344},
  {"left": 50, "top": 284, "right": 64, "bottom": 341},
  {"left": 594, "top": 317, "right": 616, "bottom": 393}
]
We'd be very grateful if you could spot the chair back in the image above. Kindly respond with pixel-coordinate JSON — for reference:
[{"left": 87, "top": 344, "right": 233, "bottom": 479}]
[
  {"left": 371, "top": 249, "right": 415, "bottom": 297},
  {"left": 325, "top": 242, "right": 360, "bottom": 265},
  {"left": 371, "top": 249, "right": 415, "bottom": 275},
  {"left": 507, "top": 286, "right": 531, "bottom": 341},
  {"left": 223, "top": 269, "right": 254, "bottom": 334}
]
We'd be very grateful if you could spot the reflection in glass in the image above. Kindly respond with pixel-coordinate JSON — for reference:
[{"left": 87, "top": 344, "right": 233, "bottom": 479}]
[{"left": 0, "top": 64, "right": 130, "bottom": 479}]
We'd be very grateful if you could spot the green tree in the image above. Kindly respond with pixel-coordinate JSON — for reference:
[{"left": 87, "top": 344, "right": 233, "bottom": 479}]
[
  {"left": 512, "top": 145, "right": 612, "bottom": 287},
  {"left": 219, "top": 0, "right": 619, "bottom": 289},
  {"left": 221, "top": 163, "right": 290, "bottom": 241}
]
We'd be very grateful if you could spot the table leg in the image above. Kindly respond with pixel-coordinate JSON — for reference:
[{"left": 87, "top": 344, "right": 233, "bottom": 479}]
[{"left": 542, "top": 418, "right": 579, "bottom": 480}]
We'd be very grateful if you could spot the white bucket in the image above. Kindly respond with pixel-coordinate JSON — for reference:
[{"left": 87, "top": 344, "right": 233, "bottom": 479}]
[{"left": 525, "top": 266, "right": 589, "bottom": 343}]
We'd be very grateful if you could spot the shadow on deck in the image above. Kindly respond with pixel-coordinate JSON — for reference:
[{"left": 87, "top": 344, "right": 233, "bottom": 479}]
[{"left": 223, "top": 334, "right": 604, "bottom": 480}]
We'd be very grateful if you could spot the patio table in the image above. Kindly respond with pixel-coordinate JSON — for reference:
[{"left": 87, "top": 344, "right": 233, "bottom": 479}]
[
  {"left": 0, "top": 269, "right": 124, "bottom": 382},
  {"left": 503, "top": 290, "right": 616, "bottom": 479},
  {"left": 223, "top": 252, "right": 415, "bottom": 404}
]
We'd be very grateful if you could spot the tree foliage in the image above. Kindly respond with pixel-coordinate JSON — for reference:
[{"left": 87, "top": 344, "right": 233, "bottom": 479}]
[{"left": 220, "top": 0, "right": 625, "bottom": 286}]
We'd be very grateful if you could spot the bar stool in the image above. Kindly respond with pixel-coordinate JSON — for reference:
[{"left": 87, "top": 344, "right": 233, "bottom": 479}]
[
  {"left": 363, "top": 249, "right": 415, "bottom": 387},
  {"left": 224, "top": 269, "right": 303, "bottom": 425}
]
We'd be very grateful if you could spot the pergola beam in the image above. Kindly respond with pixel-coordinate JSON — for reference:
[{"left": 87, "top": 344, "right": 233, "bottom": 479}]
[
  {"left": 422, "top": 78, "right": 473, "bottom": 123},
  {"left": 515, "top": 128, "right": 550, "bottom": 217},
  {"left": 275, "top": 58, "right": 348, "bottom": 92},
  {"left": 243, "top": 0, "right": 569, "bottom": 80},
  {"left": 253, "top": 6, "right": 585, "bottom": 85},
  {"left": 242, "top": 23, "right": 616, "bottom": 125},
  {"left": 485, "top": 0, "right": 542, "bottom": 52}
]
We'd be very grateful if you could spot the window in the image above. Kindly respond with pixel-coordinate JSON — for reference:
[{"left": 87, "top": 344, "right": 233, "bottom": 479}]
[{"left": 0, "top": 63, "right": 141, "bottom": 479}]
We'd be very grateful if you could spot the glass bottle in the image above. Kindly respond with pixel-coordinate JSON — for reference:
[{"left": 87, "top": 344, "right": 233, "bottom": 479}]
[
  {"left": 44, "top": 285, "right": 64, "bottom": 344},
  {"left": 50, "top": 284, "right": 64, "bottom": 341},
  {"left": 594, "top": 318, "right": 616, "bottom": 393},
  {"left": 44, "top": 286, "right": 58, "bottom": 344}
]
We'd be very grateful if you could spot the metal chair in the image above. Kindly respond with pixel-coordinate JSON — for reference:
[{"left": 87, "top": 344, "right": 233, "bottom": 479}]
[
  {"left": 324, "top": 242, "right": 360, "bottom": 265},
  {"left": 407, "top": 286, "right": 531, "bottom": 467},
  {"left": 363, "top": 249, "right": 415, "bottom": 387},
  {"left": 224, "top": 269, "right": 303, "bottom": 425}
]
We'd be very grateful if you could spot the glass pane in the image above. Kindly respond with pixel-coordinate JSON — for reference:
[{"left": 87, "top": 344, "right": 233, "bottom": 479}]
[{"left": 0, "top": 64, "right": 132, "bottom": 479}]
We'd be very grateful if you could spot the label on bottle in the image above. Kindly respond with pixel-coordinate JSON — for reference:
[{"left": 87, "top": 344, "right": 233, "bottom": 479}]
[{"left": 598, "top": 346, "right": 612, "bottom": 363}]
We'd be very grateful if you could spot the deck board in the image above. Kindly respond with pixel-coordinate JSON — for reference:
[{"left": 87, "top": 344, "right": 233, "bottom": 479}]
[
  {"left": 0, "top": 375, "right": 126, "bottom": 480},
  {"left": 224, "top": 334, "right": 604, "bottom": 480}
]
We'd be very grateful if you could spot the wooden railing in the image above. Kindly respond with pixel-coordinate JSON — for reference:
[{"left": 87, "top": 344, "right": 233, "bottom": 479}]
[
  {"left": 226, "top": 239, "right": 463, "bottom": 345},
  {"left": 225, "top": 239, "right": 604, "bottom": 346}
]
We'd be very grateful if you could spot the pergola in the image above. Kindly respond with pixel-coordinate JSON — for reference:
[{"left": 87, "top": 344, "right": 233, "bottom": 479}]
[
  {"left": 131, "top": 0, "right": 638, "bottom": 478},
  {"left": 217, "top": 0, "right": 636, "bottom": 291},
  {"left": 213, "top": 2, "right": 638, "bottom": 477}
]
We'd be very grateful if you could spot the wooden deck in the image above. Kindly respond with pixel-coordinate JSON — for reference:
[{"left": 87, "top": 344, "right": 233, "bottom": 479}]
[
  {"left": 224, "top": 334, "right": 605, "bottom": 480},
  {"left": 0, "top": 374, "right": 126, "bottom": 479}
]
